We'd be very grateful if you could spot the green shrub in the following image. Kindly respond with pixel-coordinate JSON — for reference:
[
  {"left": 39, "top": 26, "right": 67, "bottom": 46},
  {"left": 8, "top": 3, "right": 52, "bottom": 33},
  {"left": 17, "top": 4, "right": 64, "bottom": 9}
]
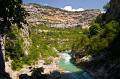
[
  {"left": 72, "top": 20, "right": 120, "bottom": 55},
  {"left": 89, "top": 23, "right": 102, "bottom": 36},
  {"left": 11, "top": 59, "right": 23, "bottom": 70}
]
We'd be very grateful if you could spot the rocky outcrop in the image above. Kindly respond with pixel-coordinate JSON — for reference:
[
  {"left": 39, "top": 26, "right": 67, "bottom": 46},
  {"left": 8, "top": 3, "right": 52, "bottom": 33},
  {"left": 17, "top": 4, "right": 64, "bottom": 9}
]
[
  {"left": 24, "top": 4, "right": 101, "bottom": 28},
  {"left": 20, "top": 24, "right": 32, "bottom": 55}
]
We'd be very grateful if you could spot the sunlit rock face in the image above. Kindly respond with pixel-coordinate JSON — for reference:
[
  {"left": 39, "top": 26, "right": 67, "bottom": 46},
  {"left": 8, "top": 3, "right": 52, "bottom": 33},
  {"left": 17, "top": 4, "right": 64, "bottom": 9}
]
[{"left": 23, "top": 4, "right": 101, "bottom": 28}]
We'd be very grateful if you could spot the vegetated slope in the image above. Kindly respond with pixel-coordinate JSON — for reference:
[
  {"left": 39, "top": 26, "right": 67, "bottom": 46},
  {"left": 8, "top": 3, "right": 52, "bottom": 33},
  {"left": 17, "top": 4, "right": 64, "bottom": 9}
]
[
  {"left": 4, "top": 3, "right": 101, "bottom": 70},
  {"left": 24, "top": 3, "right": 100, "bottom": 28},
  {"left": 5, "top": 24, "right": 84, "bottom": 70},
  {"left": 89, "top": 0, "right": 120, "bottom": 78},
  {"left": 71, "top": 0, "right": 120, "bottom": 79}
]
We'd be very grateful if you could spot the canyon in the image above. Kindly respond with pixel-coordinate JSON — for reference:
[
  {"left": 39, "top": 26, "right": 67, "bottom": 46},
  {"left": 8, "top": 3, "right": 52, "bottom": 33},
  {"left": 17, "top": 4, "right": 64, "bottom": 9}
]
[{"left": 1, "top": 0, "right": 120, "bottom": 79}]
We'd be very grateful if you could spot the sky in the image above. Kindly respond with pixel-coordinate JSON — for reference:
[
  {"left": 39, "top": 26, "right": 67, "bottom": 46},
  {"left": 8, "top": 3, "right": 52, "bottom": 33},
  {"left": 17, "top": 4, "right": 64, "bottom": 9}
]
[{"left": 23, "top": 0, "right": 110, "bottom": 11}]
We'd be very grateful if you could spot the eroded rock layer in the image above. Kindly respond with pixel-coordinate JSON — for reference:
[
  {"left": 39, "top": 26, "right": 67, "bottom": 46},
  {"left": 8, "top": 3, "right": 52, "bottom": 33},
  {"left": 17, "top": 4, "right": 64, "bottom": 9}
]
[{"left": 24, "top": 4, "right": 101, "bottom": 28}]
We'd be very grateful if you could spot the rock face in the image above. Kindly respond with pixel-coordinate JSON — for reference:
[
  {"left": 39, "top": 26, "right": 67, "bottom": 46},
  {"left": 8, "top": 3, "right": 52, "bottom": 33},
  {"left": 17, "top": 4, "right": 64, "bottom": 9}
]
[{"left": 24, "top": 4, "right": 101, "bottom": 28}]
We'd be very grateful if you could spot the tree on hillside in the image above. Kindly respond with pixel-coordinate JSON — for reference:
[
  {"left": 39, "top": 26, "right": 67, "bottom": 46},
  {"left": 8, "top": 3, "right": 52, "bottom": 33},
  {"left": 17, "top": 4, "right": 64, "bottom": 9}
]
[
  {"left": 103, "top": 3, "right": 110, "bottom": 11},
  {"left": 0, "top": 0, "right": 27, "bottom": 77},
  {"left": 89, "top": 23, "right": 102, "bottom": 36}
]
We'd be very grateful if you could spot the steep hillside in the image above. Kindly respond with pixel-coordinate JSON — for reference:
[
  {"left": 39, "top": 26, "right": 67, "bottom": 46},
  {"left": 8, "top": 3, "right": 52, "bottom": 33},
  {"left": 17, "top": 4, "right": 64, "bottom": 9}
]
[
  {"left": 71, "top": 0, "right": 120, "bottom": 79},
  {"left": 91, "top": 0, "right": 120, "bottom": 78},
  {"left": 24, "top": 4, "right": 100, "bottom": 28}
]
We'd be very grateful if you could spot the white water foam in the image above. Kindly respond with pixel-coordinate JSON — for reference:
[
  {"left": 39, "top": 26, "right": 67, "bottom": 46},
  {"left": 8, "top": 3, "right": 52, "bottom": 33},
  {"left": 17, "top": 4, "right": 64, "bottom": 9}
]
[{"left": 61, "top": 53, "right": 71, "bottom": 63}]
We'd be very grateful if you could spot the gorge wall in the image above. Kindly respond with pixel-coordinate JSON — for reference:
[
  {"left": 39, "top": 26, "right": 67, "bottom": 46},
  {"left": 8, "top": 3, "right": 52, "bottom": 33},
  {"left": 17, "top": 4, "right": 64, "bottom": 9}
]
[
  {"left": 81, "top": 0, "right": 120, "bottom": 79},
  {"left": 24, "top": 4, "right": 101, "bottom": 28}
]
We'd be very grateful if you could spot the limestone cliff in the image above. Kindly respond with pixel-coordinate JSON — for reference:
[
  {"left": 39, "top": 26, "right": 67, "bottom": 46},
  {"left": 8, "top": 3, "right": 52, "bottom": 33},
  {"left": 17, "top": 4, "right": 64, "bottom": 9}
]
[{"left": 24, "top": 4, "right": 101, "bottom": 28}]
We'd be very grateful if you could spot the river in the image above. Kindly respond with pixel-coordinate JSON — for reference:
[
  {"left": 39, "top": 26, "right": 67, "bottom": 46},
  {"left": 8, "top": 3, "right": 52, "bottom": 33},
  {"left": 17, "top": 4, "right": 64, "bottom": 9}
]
[{"left": 58, "top": 52, "right": 94, "bottom": 79}]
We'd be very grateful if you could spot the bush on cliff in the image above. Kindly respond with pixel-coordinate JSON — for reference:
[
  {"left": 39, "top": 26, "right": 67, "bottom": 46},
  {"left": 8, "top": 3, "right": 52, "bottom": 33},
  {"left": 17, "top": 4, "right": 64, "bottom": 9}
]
[{"left": 72, "top": 20, "right": 120, "bottom": 55}]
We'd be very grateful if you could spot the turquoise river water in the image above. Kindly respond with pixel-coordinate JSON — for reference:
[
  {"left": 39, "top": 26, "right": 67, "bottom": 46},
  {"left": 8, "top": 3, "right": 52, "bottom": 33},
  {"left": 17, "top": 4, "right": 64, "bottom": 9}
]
[{"left": 58, "top": 52, "right": 94, "bottom": 79}]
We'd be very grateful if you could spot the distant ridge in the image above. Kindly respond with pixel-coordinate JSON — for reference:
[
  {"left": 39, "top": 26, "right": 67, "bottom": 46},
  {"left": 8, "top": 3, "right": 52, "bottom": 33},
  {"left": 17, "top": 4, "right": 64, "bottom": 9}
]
[{"left": 24, "top": 3, "right": 101, "bottom": 28}]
